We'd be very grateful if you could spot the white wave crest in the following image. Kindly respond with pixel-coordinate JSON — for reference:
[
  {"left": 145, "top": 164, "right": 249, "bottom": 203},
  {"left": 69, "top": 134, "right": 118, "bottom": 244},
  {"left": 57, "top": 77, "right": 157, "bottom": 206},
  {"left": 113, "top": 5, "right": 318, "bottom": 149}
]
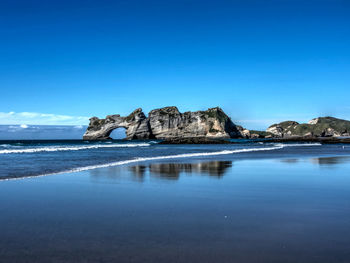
[
  {"left": 0, "top": 142, "right": 324, "bottom": 181},
  {"left": 6, "top": 145, "right": 282, "bottom": 180},
  {"left": 273, "top": 143, "right": 322, "bottom": 147},
  {"left": 39, "top": 142, "right": 321, "bottom": 176},
  {"left": 0, "top": 143, "right": 150, "bottom": 154}
]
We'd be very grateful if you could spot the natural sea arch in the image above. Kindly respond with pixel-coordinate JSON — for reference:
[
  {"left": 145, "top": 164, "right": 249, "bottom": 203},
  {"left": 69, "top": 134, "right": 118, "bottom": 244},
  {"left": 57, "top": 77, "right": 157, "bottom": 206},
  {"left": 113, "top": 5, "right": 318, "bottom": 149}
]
[{"left": 109, "top": 127, "right": 127, "bottom": 139}]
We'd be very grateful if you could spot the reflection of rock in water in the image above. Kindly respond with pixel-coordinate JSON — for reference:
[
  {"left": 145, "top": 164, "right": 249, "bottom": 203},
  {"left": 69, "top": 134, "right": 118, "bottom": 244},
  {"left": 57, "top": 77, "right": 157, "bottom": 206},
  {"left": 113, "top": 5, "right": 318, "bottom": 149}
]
[
  {"left": 129, "top": 165, "right": 147, "bottom": 177},
  {"left": 129, "top": 161, "right": 232, "bottom": 180},
  {"left": 149, "top": 163, "right": 182, "bottom": 179},
  {"left": 311, "top": 156, "right": 350, "bottom": 167},
  {"left": 90, "top": 165, "right": 147, "bottom": 182},
  {"left": 90, "top": 161, "right": 232, "bottom": 181},
  {"left": 279, "top": 159, "right": 299, "bottom": 164}
]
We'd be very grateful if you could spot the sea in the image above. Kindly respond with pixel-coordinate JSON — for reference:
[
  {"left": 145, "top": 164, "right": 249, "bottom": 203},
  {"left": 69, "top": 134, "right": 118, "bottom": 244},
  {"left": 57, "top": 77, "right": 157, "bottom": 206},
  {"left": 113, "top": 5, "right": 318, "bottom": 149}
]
[
  {"left": 1, "top": 140, "right": 350, "bottom": 262},
  {"left": 1, "top": 139, "right": 349, "bottom": 180}
]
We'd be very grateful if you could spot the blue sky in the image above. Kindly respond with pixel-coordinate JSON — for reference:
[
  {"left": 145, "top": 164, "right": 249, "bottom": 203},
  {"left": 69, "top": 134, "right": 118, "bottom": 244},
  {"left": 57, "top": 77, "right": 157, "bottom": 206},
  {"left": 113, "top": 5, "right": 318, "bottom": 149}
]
[{"left": 0, "top": 0, "right": 349, "bottom": 130}]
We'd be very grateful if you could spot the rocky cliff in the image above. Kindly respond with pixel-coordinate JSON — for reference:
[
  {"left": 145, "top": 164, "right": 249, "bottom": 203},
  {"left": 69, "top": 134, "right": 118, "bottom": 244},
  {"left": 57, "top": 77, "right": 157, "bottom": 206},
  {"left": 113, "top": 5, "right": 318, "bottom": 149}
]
[
  {"left": 83, "top": 106, "right": 246, "bottom": 140},
  {"left": 83, "top": 108, "right": 152, "bottom": 140},
  {"left": 266, "top": 117, "right": 350, "bottom": 138}
]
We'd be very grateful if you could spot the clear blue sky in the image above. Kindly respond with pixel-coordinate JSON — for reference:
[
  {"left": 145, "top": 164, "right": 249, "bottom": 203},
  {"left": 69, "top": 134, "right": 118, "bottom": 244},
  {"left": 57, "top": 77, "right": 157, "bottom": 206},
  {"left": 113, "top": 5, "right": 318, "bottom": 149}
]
[{"left": 0, "top": 0, "right": 349, "bottom": 130}]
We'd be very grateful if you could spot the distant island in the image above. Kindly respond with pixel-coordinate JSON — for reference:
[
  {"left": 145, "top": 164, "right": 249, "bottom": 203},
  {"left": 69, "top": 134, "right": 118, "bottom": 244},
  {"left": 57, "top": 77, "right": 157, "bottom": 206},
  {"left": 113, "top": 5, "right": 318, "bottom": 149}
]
[{"left": 83, "top": 106, "right": 350, "bottom": 142}]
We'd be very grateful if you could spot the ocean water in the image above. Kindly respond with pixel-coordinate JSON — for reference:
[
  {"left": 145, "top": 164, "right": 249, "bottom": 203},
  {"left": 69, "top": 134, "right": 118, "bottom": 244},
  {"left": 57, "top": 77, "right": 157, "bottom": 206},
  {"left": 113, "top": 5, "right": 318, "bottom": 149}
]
[
  {"left": 0, "top": 139, "right": 349, "bottom": 180},
  {"left": 1, "top": 140, "right": 350, "bottom": 262}
]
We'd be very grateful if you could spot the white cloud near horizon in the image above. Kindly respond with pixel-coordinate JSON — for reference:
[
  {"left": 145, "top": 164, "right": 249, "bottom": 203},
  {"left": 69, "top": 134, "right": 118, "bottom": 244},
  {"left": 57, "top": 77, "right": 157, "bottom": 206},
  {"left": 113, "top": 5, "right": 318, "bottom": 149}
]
[{"left": 0, "top": 111, "right": 90, "bottom": 125}]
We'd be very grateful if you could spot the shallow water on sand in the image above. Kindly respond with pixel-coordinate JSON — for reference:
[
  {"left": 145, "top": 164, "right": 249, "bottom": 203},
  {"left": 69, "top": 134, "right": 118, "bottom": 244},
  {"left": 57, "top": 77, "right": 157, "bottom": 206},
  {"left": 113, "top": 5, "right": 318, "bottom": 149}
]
[{"left": 1, "top": 154, "right": 350, "bottom": 263}]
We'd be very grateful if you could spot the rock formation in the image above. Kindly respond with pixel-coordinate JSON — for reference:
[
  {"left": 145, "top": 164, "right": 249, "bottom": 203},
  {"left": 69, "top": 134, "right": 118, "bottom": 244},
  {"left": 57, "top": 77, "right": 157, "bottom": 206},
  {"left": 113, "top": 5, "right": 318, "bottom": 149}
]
[
  {"left": 147, "top": 106, "right": 242, "bottom": 139},
  {"left": 83, "top": 108, "right": 152, "bottom": 140},
  {"left": 84, "top": 106, "right": 350, "bottom": 141},
  {"left": 266, "top": 117, "right": 350, "bottom": 138},
  {"left": 83, "top": 106, "right": 245, "bottom": 140}
]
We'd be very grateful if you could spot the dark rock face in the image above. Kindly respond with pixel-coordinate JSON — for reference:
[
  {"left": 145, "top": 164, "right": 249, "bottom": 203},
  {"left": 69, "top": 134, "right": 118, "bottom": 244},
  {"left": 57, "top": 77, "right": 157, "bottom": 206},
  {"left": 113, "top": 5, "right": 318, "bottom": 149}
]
[
  {"left": 158, "top": 137, "right": 235, "bottom": 144},
  {"left": 83, "top": 108, "right": 153, "bottom": 140},
  {"left": 83, "top": 106, "right": 245, "bottom": 140},
  {"left": 266, "top": 117, "right": 350, "bottom": 138},
  {"left": 148, "top": 106, "right": 242, "bottom": 139}
]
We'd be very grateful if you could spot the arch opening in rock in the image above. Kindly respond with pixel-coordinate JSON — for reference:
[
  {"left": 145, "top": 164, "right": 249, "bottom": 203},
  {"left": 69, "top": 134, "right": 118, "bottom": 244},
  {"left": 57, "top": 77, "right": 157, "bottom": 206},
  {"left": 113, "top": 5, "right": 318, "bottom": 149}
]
[{"left": 109, "top": 127, "right": 127, "bottom": 139}]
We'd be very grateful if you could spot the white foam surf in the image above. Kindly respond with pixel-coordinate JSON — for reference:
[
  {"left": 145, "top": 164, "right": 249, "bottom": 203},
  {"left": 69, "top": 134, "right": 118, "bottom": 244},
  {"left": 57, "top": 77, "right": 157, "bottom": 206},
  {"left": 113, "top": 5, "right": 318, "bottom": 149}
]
[
  {"left": 70, "top": 145, "right": 284, "bottom": 171},
  {"left": 2, "top": 145, "right": 283, "bottom": 181},
  {"left": 273, "top": 143, "right": 322, "bottom": 147},
  {"left": 0, "top": 142, "right": 323, "bottom": 181},
  {"left": 0, "top": 143, "right": 150, "bottom": 154}
]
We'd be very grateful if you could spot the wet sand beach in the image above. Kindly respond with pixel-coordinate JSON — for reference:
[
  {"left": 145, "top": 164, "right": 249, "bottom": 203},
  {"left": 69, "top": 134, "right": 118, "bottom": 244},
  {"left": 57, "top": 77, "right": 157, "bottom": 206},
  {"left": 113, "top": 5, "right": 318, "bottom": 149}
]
[{"left": 1, "top": 155, "right": 350, "bottom": 263}]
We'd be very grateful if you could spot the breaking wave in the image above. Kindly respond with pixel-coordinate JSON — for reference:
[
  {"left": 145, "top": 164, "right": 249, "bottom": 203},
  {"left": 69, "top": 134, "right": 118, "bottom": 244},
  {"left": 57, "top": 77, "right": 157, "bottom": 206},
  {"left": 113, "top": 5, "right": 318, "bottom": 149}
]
[
  {"left": 0, "top": 142, "right": 323, "bottom": 181},
  {"left": 0, "top": 143, "right": 151, "bottom": 154},
  {"left": 273, "top": 143, "right": 322, "bottom": 147},
  {"left": 0, "top": 144, "right": 12, "bottom": 148},
  {"left": 4, "top": 145, "right": 285, "bottom": 180}
]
